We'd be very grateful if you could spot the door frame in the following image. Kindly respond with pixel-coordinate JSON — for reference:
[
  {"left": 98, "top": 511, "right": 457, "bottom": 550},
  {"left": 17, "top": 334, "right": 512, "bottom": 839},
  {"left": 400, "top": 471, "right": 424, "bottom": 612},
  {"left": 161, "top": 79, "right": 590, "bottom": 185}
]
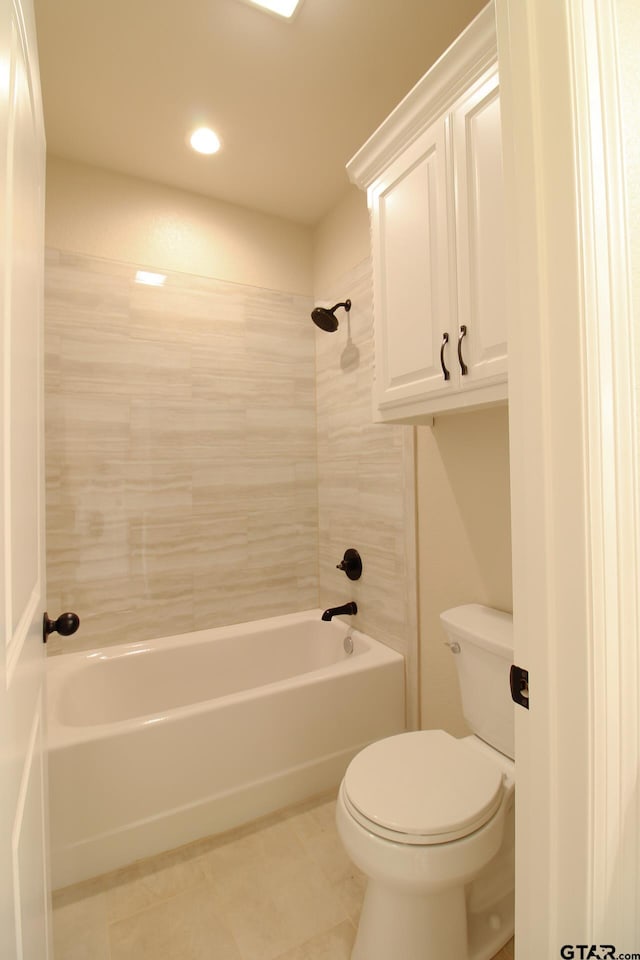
[
  {"left": 0, "top": 0, "right": 50, "bottom": 956},
  {"left": 496, "top": 0, "right": 639, "bottom": 953}
]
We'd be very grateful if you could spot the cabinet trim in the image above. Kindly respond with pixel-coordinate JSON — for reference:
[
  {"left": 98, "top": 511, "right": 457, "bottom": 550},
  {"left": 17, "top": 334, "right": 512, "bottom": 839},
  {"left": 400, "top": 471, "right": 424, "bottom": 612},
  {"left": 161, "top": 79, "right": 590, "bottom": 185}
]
[
  {"left": 347, "top": 5, "right": 497, "bottom": 190},
  {"left": 374, "top": 380, "right": 507, "bottom": 424}
]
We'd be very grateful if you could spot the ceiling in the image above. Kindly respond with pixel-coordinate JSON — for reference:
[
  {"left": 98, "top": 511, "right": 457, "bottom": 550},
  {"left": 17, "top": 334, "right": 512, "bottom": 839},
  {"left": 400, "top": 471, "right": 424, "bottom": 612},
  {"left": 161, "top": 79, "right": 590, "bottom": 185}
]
[{"left": 34, "top": 0, "right": 487, "bottom": 226}]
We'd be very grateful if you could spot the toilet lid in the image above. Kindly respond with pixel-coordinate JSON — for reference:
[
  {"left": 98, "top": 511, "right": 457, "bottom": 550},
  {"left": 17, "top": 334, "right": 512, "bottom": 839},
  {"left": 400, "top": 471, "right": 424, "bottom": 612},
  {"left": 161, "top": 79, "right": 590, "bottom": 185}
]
[{"left": 343, "top": 730, "right": 505, "bottom": 844}]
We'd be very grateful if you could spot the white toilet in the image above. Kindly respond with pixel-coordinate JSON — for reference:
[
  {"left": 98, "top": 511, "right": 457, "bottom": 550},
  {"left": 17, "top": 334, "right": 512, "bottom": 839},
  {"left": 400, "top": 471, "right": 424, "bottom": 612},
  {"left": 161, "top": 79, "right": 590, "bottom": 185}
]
[{"left": 336, "top": 604, "right": 515, "bottom": 960}]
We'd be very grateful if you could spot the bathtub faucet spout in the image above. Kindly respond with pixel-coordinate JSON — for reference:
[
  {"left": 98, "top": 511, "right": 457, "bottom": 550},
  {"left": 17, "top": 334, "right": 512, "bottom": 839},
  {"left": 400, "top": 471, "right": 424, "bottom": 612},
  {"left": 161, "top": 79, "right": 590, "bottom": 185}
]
[{"left": 321, "top": 602, "right": 357, "bottom": 621}]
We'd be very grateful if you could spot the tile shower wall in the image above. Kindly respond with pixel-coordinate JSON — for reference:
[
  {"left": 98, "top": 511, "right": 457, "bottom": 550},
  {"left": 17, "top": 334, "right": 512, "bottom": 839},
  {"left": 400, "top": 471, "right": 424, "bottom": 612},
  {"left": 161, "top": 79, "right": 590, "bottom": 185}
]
[
  {"left": 45, "top": 250, "right": 318, "bottom": 653},
  {"left": 315, "top": 259, "right": 415, "bottom": 664}
]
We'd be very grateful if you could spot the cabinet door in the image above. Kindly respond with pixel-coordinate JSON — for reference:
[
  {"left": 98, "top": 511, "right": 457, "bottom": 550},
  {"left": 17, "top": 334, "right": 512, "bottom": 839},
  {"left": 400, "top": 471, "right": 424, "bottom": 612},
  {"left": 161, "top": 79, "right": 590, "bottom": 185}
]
[
  {"left": 452, "top": 67, "right": 507, "bottom": 388},
  {"left": 369, "top": 119, "right": 453, "bottom": 416}
]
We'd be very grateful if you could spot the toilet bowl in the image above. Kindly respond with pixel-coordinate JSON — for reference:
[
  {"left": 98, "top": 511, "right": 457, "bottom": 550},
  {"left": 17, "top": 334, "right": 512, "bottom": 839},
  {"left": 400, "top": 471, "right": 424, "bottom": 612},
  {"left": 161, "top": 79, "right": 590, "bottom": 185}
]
[{"left": 336, "top": 604, "right": 515, "bottom": 960}]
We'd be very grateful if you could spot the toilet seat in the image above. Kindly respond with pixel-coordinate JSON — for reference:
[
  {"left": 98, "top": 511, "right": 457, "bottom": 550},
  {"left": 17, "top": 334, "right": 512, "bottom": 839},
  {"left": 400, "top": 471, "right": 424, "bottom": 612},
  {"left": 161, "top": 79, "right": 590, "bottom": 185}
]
[{"left": 342, "top": 730, "right": 505, "bottom": 845}]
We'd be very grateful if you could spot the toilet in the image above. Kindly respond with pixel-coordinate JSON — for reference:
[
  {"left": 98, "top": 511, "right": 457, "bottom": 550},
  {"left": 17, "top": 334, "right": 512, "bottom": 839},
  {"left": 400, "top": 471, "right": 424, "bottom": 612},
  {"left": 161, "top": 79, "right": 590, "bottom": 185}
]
[{"left": 336, "top": 604, "right": 515, "bottom": 960}]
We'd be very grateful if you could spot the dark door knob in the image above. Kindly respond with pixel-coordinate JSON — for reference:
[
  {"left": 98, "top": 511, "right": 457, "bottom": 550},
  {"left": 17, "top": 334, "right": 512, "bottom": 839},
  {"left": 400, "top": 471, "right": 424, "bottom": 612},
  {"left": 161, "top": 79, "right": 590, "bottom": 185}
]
[{"left": 43, "top": 611, "right": 80, "bottom": 643}]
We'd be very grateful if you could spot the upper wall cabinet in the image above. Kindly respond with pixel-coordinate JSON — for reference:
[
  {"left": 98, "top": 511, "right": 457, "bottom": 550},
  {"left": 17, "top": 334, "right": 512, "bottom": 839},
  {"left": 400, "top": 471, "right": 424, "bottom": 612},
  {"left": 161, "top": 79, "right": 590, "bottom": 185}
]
[{"left": 347, "top": 5, "right": 506, "bottom": 422}]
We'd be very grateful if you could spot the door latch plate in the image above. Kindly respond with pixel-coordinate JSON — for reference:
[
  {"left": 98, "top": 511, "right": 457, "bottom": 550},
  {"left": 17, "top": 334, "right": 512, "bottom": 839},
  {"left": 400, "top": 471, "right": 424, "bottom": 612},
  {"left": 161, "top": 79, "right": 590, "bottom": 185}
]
[{"left": 510, "top": 664, "right": 529, "bottom": 709}]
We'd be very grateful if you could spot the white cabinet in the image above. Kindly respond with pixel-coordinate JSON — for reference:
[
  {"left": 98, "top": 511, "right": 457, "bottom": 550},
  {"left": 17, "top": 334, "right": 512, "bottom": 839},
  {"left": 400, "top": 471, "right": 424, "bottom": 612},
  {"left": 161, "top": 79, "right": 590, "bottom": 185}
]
[
  {"left": 347, "top": 6, "right": 506, "bottom": 422},
  {"left": 369, "top": 118, "right": 452, "bottom": 409},
  {"left": 451, "top": 68, "right": 507, "bottom": 396}
]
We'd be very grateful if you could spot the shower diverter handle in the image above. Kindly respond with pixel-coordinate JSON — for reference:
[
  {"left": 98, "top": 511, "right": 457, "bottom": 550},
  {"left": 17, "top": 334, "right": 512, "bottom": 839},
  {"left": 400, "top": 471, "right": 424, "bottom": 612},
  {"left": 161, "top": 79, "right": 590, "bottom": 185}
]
[{"left": 336, "top": 548, "right": 362, "bottom": 581}]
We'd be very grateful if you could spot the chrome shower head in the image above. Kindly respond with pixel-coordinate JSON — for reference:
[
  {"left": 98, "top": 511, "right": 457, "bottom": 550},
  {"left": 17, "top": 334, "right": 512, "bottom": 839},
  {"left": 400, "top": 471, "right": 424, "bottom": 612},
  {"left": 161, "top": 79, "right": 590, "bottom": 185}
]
[{"left": 311, "top": 298, "right": 351, "bottom": 332}]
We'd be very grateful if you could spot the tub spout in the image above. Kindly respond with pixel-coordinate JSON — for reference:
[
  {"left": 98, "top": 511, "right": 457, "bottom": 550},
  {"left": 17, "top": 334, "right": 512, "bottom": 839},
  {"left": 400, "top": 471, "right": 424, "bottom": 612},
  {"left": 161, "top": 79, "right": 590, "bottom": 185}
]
[{"left": 321, "top": 602, "right": 357, "bottom": 621}]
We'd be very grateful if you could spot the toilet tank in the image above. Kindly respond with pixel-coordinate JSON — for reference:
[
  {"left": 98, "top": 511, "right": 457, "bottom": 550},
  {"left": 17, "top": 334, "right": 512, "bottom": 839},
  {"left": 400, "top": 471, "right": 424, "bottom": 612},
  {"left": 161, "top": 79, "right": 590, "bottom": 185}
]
[{"left": 440, "top": 604, "right": 514, "bottom": 760}]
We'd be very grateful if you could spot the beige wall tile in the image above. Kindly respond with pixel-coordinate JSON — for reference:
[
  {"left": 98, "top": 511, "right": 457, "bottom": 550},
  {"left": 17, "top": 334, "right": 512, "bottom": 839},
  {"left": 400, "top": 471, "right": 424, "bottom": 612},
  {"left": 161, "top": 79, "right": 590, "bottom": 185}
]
[
  {"left": 315, "top": 259, "right": 414, "bottom": 663},
  {"left": 45, "top": 251, "right": 318, "bottom": 652},
  {"left": 45, "top": 248, "right": 408, "bottom": 688}
]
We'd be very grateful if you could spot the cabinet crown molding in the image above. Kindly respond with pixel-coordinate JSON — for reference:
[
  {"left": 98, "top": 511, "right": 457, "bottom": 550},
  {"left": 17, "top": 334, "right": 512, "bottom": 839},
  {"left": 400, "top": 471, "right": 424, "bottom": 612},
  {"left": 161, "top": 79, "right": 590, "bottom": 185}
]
[{"left": 346, "top": 3, "right": 497, "bottom": 190}]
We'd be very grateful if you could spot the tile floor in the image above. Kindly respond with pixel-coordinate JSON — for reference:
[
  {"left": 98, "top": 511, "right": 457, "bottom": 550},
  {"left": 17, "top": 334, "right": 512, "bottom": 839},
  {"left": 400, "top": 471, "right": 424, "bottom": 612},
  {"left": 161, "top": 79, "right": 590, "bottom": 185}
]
[{"left": 52, "top": 791, "right": 515, "bottom": 960}]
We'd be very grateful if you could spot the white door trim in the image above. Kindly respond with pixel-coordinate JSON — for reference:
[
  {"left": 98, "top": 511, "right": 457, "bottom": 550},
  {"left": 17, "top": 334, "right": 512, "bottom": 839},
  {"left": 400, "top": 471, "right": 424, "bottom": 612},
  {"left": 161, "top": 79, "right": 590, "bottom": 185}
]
[
  {"left": 0, "top": 0, "right": 50, "bottom": 956},
  {"left": 496, "top": 0, "right": 640, "bottom": 952},
  {"left": 570, "top": 0, "right": 640, "bottom": 937}
]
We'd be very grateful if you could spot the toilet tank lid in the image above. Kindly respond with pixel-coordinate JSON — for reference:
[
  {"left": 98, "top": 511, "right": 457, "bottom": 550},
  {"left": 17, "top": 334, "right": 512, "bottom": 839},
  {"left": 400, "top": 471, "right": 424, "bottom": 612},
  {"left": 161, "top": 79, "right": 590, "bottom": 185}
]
[{"left": 440, "top": 604, "right": 513, "bottom": 657}]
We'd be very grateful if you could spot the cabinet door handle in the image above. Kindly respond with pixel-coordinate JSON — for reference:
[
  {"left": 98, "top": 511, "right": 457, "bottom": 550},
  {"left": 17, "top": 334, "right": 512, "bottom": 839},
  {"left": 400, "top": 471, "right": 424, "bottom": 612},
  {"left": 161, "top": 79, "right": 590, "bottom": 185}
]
[
  {"left": 440, "top": 332, "right": 451, "bottom": 381},
  {"left": 457, "top": 325, "right": 468, "bottom": 375}
]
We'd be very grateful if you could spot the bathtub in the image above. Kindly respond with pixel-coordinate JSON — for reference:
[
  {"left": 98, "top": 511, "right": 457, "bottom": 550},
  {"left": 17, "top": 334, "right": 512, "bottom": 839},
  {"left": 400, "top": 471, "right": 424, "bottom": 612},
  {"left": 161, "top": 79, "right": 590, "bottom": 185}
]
[{"left": 47, "top": 609, "right": 405, "bottom": 889}]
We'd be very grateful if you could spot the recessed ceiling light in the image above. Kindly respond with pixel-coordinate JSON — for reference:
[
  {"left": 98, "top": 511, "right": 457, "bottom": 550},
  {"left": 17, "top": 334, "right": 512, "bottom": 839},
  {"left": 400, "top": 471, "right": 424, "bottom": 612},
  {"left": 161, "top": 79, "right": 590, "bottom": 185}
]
[
  {"left": 189, "top": 127, "right": 221, "bottom": 155},
  {"left": 240, "top": 0, "right": 302, "bottom": 19},
  {"left": 135, "top": 270, "right": 167, "bottom": 287}
]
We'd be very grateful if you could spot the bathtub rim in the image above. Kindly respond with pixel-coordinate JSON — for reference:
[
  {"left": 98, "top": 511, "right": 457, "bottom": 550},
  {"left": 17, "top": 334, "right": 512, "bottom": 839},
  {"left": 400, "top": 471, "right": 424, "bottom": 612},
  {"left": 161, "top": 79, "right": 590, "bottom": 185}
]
[{"left": 46, "top": 609, "right": 404, "bottom": 749}]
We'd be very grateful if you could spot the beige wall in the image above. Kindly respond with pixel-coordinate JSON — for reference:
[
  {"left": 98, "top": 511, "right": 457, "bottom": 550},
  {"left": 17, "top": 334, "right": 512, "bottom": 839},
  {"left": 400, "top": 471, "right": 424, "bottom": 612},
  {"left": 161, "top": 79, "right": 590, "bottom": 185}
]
[
  {"left": 417, "top": 406, "right": 513, "bottom": 735},
  {"left": 46, "top": 156, "right": 313, "bottom": 295},
  {"left": 312, "top": 186, "right": 370, "bottom": 296}
]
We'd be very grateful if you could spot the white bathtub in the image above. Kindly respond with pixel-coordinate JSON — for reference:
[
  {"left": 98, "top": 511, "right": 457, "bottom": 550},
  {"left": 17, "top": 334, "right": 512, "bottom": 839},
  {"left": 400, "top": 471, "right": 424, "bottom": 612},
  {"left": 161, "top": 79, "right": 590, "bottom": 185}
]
[{"left": 47, "top": 609, "right": 405, "bottom": 889}]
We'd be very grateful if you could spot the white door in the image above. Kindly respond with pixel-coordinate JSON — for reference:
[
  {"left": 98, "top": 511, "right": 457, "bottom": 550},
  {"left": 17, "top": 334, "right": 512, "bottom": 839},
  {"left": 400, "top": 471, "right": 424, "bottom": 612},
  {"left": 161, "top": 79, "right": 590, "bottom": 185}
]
[
  {"left": 0, "top": 0, "right": 50, "bottom": 957},
  {"left": 497, "top": 0, "right": 640, "bottom": 953}
]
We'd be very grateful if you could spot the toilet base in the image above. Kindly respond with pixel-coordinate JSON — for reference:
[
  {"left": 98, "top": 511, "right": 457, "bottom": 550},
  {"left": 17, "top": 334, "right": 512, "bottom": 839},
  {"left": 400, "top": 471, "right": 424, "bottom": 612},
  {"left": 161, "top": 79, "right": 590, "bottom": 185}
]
[
  {"left": 352, "top": 880, "right": 514, "bottom": 960},
  {"left": 467, "top": 888, "right": 514, "bottom": 960},
  {"left": 352, "top": 881, "right": 468, "bottom": 960}
]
